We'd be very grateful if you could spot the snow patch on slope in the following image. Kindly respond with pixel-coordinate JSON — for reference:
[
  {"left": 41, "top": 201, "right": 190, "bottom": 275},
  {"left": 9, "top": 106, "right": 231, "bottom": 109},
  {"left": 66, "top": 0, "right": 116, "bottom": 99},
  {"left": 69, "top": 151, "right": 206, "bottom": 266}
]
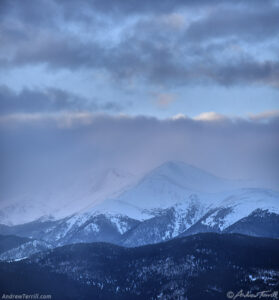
[
  {"left": 201, "top": 189, "right": 279, "bottom": 230},
  {"left": 0, "top": 240, "right": 52, "bottom": 261}
]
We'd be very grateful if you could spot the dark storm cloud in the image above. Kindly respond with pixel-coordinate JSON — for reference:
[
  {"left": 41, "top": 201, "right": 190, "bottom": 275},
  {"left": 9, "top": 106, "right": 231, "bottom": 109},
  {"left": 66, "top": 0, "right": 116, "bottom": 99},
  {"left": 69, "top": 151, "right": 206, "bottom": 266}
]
[
  {"left": 0, "top": 85, "right": 124, "bottom": 114},
  {"left": 210, "top": 59, "right": 279, "bottom": 87},
  {"left": 56, "top": 0, "right": 268, "bottom": 19},
  {"left": 1, "top": 0, "right": 279, "bottom": 88},
  {"left": 186, "top": 6, "right": 279, "bottom": 41}
]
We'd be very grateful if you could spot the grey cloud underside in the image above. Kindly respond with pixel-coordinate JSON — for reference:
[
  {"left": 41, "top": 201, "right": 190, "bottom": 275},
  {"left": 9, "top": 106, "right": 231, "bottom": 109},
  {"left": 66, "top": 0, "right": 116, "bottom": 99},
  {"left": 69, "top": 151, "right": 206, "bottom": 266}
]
[
  {"left": 0, "top": 85, "right": 124, "bottom": 114},
  {"left": 1, "top": 0, "right": 275, "bottom": 19},
  {"left": 186, "top": 7, "right": 279, "bottom": 41},
  {"left": 1, "top": 0, "right": 279, "bottom": 87}
]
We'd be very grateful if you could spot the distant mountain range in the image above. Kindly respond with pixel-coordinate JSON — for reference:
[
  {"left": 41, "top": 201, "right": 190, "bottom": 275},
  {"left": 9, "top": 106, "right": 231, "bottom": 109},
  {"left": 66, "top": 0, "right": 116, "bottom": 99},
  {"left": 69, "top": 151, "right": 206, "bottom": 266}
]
[
  {"left": 1, "top": 161, "right": 279, "bottom": 299},
  {"left": 1, "top": 233, "right": 279, "bottom": 300},
  {"left": 0, "top": 161, "right": 278, "bottom": 260}
]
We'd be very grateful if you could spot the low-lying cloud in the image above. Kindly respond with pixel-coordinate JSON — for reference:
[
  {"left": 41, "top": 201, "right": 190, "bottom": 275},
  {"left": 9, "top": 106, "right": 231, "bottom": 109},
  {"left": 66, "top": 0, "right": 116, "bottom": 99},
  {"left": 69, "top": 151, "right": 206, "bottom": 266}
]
[{"left": 1, "top": 113, "right": 278, "bottom": 205}]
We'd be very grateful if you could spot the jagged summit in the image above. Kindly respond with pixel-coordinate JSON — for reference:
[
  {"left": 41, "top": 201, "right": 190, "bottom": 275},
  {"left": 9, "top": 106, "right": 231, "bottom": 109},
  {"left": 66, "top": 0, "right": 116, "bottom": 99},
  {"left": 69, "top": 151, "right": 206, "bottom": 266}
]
[{"left": 0, "top": 161, "right": 278, "bottom": 257}]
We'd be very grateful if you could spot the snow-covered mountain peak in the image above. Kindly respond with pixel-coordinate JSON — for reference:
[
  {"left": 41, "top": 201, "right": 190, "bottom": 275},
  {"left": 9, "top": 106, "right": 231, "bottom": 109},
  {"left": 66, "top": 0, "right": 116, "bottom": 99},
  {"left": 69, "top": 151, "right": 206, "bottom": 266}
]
[
  {"left": 136, "top": 160, "right": 240, "bottom": 195},
  {"left": 1, "top": 163, "right": 278, "bottom": 253},
  {"left": 99, "top": 161, "right": 219, "bottom": 212}
]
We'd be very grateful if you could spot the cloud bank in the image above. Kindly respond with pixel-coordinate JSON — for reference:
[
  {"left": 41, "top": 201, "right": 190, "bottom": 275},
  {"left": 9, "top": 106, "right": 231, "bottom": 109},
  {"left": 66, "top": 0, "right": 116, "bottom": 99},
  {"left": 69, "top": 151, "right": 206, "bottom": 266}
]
[{"left": 1, "top": 113, "right": 278, "bottom": 204}]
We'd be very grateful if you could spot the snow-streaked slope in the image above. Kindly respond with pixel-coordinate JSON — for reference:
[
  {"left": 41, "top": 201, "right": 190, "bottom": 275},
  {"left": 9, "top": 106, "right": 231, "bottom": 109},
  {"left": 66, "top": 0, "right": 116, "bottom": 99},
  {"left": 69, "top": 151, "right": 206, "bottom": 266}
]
[
  {"left": 2, "top": 211, "right": 140, "bottom": 247},
  {"left": 45, "top": 162, "right": 279, "bottom": 246},
  {"left": 202, "top": 188, "right": 279, "bottom": 231},
  {"left": 1, "top": 161, "right": 278, "bottom": 252},
  {"left": 58, "top": 212, "right": 140, "bottom": 244},
  {"left": 31, "top": 161, "right": 230, "bottom": 239},
  {"left": 78, "top": 162, "right": 220, "bottom": 220},
  {"left": 121, "top": 195, "right": 207, "bottom": 247},
  {"left": 84, "top": 199, "right": 152, "bottom": 221},
  {"left": 0, "top": 161, "right": 246, "bottom": 225},
  {"left": 0, "top": 239, "right": 52, "bottom": 261}
]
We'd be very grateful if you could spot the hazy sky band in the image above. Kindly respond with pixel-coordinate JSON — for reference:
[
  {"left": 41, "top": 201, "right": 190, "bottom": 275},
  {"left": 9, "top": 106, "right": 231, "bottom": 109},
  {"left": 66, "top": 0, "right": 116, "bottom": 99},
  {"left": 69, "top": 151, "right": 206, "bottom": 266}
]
[{"left": 1, "top": 113, "right": 279, "bottom": 196}]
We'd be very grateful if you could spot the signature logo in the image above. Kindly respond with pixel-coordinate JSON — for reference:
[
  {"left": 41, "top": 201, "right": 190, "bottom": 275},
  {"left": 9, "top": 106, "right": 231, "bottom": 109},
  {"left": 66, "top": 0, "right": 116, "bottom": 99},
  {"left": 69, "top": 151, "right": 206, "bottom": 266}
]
[{"left": 227, "top": 290, "right": 278, "bottom": 299}]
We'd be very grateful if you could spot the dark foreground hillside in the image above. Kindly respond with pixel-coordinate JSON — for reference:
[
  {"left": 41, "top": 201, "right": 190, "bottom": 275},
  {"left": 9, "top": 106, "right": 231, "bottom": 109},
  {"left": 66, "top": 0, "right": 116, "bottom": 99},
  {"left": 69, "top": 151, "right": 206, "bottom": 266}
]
[{"left": 0, "top": 233, "right": 279, "bottom": 300}]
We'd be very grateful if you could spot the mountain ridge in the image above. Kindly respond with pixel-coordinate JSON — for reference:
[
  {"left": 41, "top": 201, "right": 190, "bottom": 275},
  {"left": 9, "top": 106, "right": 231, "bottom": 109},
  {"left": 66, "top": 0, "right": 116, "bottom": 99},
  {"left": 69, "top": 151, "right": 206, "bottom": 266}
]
[
  {"left": 1, "top": 233, "right": 279, "bottom": 300},
  {"left": 0, "top": 161, "right": 278, "bottom": 258}
]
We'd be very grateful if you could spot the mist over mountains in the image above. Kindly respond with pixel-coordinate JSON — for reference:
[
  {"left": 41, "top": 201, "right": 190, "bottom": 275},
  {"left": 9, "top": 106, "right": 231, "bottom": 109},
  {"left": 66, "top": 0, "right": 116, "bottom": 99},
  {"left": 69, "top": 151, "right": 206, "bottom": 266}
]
[
  {"left": 1, "top": 114, "right": 279, "bottom": 222},
  {"left": 1, "top": 155, "right": 278, "bottom": 226},
  {"left": 0, "top": 161, "right": 278, "bottom": 262}
]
